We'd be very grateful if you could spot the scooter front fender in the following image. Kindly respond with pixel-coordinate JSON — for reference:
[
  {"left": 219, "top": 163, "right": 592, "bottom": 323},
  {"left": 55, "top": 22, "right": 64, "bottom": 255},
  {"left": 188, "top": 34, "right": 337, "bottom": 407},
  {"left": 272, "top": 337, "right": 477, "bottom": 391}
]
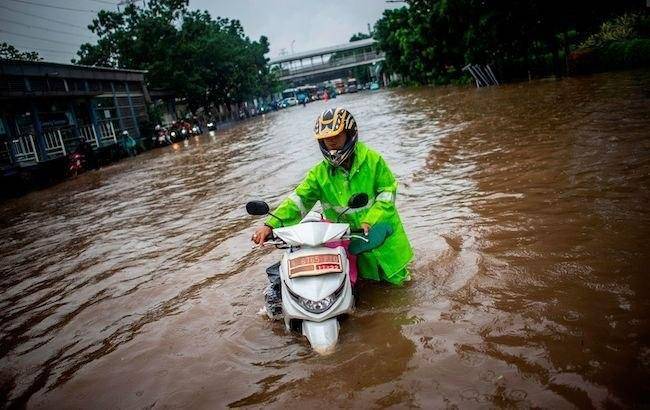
[{"left": 302, "top": 318, "right": 339, "bottom": 355}]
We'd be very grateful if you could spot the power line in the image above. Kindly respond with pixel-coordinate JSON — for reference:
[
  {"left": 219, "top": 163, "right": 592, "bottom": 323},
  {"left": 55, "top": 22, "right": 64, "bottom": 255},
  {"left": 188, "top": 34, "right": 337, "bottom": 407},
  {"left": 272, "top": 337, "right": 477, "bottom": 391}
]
[
  {"left": 0, "top": 4, "right": 91, "bottom": 30},
  {"left": 20, "top": 47, "right": 75, "bottom": 56},
  {"left": 0, "top": 17, "right": 96, "bottom": 40},
  {"left": 7, "top": 43, "right": 75, "bottom": 54},
  {"left": 4, "top": 0, "right": 98, "bottom": 13},
  {"left": 0, "top": 29, "right": 83, "bottom": 47},
  {"left": 86, "top": 0, "right": 117, "bottom": 5}
]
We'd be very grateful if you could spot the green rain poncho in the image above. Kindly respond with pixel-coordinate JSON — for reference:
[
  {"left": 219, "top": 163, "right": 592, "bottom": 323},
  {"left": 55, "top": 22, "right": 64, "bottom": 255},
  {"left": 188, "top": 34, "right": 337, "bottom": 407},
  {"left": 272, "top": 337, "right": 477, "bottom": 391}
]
[{"left": 265, "top": 141, "right": 413, "bottom": 285}]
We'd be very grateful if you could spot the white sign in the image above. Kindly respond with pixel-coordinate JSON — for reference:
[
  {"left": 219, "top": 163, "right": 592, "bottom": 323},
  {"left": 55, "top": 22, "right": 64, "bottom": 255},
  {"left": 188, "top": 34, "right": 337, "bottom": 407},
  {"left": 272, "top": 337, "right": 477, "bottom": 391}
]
[{"left": 104, "top": 110, "right": 111, "bottom": 118}]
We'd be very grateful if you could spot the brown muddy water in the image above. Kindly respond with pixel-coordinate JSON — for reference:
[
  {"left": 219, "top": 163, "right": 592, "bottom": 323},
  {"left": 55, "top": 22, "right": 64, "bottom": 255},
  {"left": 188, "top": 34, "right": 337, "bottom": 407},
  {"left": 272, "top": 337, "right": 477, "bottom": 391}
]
[{"left": 1, "top": 70, "right": 649, "bottom": 409}]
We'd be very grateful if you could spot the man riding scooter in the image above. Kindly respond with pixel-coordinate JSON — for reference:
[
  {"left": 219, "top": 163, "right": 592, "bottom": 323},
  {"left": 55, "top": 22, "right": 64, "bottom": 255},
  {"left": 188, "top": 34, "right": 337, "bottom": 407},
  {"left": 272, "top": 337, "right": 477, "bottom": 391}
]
[{"left": 252, "top": 107, "right": 414, "bottom": 317}]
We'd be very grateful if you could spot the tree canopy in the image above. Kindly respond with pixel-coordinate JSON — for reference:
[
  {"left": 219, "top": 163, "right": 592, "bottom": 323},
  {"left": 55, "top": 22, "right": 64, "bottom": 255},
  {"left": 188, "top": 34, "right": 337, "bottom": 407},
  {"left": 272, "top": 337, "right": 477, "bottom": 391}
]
[
  {"left": 374, "top": 0, "right": 646, "bottom": 84},
  {"left": 74, "top": 0, "right": 276, "bottom": 109},
  {"left": 349, "top": 32, "right": 372, "bottom": 42},
  {"left": 0, "top": 42, "right": 41, "bottom": 61}
]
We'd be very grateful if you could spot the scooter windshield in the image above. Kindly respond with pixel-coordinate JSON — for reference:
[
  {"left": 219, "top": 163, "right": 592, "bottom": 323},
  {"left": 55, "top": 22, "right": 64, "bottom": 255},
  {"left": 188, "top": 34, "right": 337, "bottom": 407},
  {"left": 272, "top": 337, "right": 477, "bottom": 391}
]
[{"left": 273, "top": 222, "right": 348, "bottom": 247}]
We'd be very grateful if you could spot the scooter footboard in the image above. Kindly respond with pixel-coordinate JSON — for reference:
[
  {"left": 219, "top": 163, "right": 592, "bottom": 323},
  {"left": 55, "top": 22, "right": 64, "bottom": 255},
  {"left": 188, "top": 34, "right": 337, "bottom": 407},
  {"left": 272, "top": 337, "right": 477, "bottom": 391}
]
[{"left": 302, "top": 318, "right": 339, "bottom": 355}]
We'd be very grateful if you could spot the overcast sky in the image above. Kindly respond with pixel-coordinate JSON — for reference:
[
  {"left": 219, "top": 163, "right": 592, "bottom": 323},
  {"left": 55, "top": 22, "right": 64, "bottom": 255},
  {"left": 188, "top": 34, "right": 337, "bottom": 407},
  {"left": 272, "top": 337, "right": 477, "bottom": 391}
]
[{"left": 0, "top": 0, "right": 399, "bottom": 64}]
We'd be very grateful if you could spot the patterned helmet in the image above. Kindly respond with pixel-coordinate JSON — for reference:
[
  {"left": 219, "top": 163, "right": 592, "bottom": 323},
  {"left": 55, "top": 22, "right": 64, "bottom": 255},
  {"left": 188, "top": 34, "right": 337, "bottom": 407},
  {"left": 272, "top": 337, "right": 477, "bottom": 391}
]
[{"left": 313, "top": 107, "right": 358, "bottom": 167}]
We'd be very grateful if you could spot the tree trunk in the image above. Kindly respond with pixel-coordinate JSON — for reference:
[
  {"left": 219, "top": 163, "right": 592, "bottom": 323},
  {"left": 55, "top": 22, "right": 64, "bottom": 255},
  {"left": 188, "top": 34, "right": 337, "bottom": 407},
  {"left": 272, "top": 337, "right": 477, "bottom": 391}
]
[
  {"left": 563, "top": 28, "right": 570, "bottom": 76},
  {"left": 550, "top": 34, "right": 561, "bottom": 78}
]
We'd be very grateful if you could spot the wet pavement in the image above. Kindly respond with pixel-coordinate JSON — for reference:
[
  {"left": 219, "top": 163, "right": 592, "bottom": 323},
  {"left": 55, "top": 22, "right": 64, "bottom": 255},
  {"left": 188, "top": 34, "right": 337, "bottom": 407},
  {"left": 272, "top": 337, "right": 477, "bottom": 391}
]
[{"left": 1, "top": 69, "right": 649, "bottom": 408}]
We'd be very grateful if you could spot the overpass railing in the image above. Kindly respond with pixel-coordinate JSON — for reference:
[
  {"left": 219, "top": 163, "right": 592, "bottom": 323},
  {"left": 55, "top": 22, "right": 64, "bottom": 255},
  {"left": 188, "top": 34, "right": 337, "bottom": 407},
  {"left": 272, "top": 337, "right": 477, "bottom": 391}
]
[{"left": 277, "top": 51, "right": 385, "bottom": 78}]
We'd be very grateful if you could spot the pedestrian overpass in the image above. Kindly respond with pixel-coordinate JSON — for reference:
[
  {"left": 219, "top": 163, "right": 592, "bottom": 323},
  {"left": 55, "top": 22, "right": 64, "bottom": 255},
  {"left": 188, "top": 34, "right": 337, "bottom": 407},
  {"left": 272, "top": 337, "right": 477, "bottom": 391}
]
[{"left": 268, "top": 38, "right": 385, "bottom": 86}]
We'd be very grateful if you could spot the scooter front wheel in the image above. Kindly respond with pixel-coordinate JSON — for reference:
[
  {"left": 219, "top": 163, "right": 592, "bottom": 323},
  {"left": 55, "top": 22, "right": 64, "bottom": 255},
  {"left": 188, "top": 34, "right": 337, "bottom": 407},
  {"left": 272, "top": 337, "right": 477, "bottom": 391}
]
[{"left": 302, "top": 318, "right": 339, "bottom": 355}]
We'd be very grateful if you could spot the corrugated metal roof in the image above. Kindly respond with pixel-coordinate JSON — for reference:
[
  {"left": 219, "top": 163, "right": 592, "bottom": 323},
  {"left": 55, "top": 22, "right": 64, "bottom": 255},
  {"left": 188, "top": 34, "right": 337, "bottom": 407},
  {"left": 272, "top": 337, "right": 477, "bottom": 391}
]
[{"left": 0, "top": 59, "right": 147, "bottom": 74}]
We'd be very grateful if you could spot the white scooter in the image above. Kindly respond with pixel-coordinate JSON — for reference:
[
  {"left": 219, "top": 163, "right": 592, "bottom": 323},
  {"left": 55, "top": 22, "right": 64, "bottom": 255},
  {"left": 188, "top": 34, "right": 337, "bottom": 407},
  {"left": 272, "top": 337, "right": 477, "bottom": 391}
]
[{"left": 246, "top": 193, "right": 392, "bottom": 354}]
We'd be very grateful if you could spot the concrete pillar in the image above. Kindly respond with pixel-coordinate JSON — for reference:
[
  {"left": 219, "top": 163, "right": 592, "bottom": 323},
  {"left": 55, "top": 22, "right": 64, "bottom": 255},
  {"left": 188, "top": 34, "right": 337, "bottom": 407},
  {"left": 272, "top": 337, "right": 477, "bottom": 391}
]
[
  {"left": 110, "top": 82, "right": 125, "bottom": 136},
  {"left": 67, "top": 101, "right": 81, "bottom": 150},
  {"left": 125, "top": 82, "right": 140, "bottom": 138},
  {"left": 1, "top": 116, "right": 17, "bottom": 164},
  {"left": 88, "top": 96, "right": 102, "bottom": 147},
  {"left": 29, "top": 101, "right": 48, "bottom": 161}
]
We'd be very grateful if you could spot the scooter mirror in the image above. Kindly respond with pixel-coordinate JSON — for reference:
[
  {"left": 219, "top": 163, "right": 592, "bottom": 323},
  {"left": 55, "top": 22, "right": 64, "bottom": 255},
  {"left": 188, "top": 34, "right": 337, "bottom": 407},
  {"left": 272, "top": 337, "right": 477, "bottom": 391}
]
[
  {"left": 348, "top": 193, "right": 369, "bottom": 209},
  {"left": 246, "top": 201, "right": 270, "bottom": 216}
]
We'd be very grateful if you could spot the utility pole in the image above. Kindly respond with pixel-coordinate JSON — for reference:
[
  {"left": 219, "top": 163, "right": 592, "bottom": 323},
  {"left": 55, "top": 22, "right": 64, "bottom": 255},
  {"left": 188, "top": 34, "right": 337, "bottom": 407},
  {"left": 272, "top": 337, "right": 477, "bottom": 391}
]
[{"left": 291, "top": 40, "right": 295, "bottom": 54}]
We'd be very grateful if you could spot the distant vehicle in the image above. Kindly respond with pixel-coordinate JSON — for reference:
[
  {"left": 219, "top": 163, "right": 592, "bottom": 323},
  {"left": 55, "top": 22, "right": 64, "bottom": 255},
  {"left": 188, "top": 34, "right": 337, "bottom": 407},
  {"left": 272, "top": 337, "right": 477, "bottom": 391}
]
[
  {"left": 280, "top": 97, "right": 298, "bottom": 108},
  {"left": 370, "top": 82, "right": 380, "bottom": 91},
  {"left": 153, "top": 124, "right": 172, "bottom": 146},
  {"left": 296, "top": 85, "right": 317, "bottom": 103},
  {"left": 333, "top": 79, "right": 346, "bottom": 95},
  {"left": 282, "top": 88, "right": 298, "bottom": 100},
  {"left": 296, "top": 93, "right": 309, "bottom": 105},
  {"left": 347, "top": 78, "right": 358, "bottom": 93},
  {"left": 258, "top": 103, "right": 274, "bottom": 113}
]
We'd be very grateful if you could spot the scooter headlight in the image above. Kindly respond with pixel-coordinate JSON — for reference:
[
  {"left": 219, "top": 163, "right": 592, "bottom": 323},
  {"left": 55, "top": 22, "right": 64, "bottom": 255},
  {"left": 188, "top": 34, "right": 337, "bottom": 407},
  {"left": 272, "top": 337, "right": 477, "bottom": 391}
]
[
  {"left": 170, "top": 131, "right": 176, "bottom": 137},
  {"left": 181, "top": 129, "right": 187, "bottom": 134},
  {"left": 287, "top": 280, "right": 346, "bottom": 314},
  {"left": 207, "top": 122, "right": 214, "bottom": 127}
]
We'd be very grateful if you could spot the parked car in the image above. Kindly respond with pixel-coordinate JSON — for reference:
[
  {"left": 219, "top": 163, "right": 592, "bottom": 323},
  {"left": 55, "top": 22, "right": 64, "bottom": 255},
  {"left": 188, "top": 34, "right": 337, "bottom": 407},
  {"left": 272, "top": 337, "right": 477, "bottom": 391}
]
[{"left": 280, "top": 97, "right": 298, "bottom": 108}]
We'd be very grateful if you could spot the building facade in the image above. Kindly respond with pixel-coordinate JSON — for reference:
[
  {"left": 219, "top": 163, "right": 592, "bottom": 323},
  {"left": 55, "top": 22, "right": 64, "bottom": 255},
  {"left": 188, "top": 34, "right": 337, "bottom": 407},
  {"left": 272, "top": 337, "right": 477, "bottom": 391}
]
[{"left": 0, "top": 60, "right": 150, "bottom": 170}]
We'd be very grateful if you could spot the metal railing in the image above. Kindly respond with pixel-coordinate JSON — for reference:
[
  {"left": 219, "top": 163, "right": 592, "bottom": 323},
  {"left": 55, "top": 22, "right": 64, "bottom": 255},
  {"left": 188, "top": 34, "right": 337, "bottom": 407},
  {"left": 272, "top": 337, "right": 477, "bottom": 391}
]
[
  {"left": 97, "top": 121, "right": 117, "bottom": 143},
  {"left": 278, "top": 51, "right": 385, "bottom": 77},
  {"left": 12, "top": 134, "right": 38, "bottom": 163},
  {"left": 43, "top": 128, "right": 67, "bottom": 158},
  {"left": 7, "top": 122, "right": 123, "bottom": 165},
  {"left": 79, "top": 124, "right": 100, "bottom": 148}
]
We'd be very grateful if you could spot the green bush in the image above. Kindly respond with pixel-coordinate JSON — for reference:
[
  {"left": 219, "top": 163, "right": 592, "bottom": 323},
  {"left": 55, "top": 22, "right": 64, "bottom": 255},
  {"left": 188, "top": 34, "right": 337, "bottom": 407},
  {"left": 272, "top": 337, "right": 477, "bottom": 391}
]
[
  {"left": 622, "top": 38, "right": 650, "bottom": 66},
  {"left": 579, "top": 13, "right": 640, "bottom": 49},
  {"left": 569, "top": 38, "right": 650, "bottom": 73}
]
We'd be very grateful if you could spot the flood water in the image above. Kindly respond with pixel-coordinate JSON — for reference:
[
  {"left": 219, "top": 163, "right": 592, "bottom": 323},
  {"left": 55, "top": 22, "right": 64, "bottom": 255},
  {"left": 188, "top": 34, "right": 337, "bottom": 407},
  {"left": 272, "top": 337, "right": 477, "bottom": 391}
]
[{"left": 1, "top": 70, "right": 649, "bottom": 409}]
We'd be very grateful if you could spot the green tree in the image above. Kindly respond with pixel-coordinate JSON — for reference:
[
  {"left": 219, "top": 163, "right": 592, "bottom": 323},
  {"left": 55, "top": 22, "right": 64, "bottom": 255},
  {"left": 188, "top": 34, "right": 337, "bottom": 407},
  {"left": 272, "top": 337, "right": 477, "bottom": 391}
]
[
  {"left": 373, "top": 0, "right": 645, "bottom": 85},
  {"left": 349, "top": 32, "right": 371, "bottom": 42},
  {"left": 0, "top": 42, "right": 41, "bottom": 61},
  {"left": 74, "top": 0, "right": 276, "bottom": 110}
]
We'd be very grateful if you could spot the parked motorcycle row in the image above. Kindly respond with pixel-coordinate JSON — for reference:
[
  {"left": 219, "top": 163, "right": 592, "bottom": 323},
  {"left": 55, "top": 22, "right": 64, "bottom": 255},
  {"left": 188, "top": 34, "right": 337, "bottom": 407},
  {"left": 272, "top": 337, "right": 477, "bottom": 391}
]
[{"left": 152, "top": 120, "right": 203, "bottom": 147}]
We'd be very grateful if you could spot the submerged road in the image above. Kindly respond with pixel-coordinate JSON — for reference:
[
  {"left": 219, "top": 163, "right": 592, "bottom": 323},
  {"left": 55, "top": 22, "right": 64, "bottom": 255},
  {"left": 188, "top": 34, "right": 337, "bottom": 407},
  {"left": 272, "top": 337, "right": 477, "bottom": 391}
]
[{"left": 1, "top": 69, "right": 649, "bottom": 408}]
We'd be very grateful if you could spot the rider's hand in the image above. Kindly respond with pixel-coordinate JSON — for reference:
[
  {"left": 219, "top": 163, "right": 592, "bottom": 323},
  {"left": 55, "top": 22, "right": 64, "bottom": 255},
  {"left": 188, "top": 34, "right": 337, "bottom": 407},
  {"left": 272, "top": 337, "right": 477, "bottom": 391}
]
[
  {"left": 252, "top": 225, "right": 272, "bottom": 245},
  {"left": 361, "top": 223, "right": 371, "bottom": 235}
]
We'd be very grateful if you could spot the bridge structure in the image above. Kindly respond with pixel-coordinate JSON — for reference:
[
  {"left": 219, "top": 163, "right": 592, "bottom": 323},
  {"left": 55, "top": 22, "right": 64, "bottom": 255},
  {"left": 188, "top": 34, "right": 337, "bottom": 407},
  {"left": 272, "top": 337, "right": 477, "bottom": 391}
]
[{"left": 268, "top": 38, "right": 385, "bottom": 86}]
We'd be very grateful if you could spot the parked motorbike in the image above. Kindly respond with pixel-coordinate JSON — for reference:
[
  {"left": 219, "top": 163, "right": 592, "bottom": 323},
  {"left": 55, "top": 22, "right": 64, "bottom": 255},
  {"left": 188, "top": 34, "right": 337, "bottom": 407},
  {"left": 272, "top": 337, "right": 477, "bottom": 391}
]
[
  {"left": 153, "top": 125, "right": 172, "bottom": 146},
  {"left": 246, "top": 193, "right": 392, "bottom": 354},
  {"left": 67, "top": 151, "right": 85, "bottom": 177},
  {"left": 67, "top": 141, "right": 97, "bottom": 177}
]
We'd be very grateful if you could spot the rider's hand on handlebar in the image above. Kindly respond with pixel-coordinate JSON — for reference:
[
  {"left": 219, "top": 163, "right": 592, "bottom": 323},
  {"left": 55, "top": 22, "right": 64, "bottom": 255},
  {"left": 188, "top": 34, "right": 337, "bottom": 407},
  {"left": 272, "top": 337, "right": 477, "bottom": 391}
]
[
  {"left": 361, "top": 223, "right": 371, "bottom": 235},
  {"left": 252, "top": 225, "right": 272, "bottom": 245}
]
